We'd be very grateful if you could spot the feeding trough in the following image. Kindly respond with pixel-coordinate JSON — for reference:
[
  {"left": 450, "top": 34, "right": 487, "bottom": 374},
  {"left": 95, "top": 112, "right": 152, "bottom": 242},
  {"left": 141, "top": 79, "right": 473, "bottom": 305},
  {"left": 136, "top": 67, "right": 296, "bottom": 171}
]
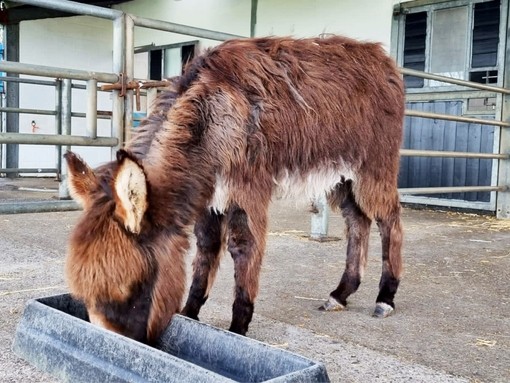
[{"left": 12, "top": 294, "right": 330, "bottom": 382}]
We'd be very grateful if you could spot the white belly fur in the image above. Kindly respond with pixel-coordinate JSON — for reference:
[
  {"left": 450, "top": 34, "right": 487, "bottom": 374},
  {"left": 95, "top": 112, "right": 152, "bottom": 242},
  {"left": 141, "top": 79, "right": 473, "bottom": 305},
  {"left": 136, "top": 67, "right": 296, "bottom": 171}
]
[{"left": 209, "top": 165, "right": 355, "bottom": 214}]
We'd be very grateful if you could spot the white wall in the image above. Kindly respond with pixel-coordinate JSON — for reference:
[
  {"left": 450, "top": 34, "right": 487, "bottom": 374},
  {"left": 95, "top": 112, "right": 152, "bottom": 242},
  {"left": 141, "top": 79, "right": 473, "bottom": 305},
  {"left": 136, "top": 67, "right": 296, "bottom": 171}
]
[
  {"left": 15, "top": 0, "right": 407, "bottom": 171},
  {"left": 256, "top": 0, "right": 409, "bottom": 50},
  {"left": 18, "top": 16, "right": 113, "bottom": 170},
  {"left": 115, "top": 0, "right": 250, "bottom": 48},
  {"left": 15, "top": 1, "right": 251, "bottom": 171}
]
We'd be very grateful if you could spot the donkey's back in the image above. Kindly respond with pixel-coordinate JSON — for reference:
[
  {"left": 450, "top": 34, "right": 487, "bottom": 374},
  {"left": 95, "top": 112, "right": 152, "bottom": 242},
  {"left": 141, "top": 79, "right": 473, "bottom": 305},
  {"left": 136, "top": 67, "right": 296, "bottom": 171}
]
[{"left": 172, "top": 37, "right": 404, "bottom": 217}]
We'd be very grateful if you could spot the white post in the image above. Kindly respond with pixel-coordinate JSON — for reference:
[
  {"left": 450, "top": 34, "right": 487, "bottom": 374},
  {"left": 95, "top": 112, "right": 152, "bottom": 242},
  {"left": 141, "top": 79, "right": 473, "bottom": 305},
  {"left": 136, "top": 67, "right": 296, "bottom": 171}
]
[{"left": 310, "top": 193, "right": 330, "bottom": 240}]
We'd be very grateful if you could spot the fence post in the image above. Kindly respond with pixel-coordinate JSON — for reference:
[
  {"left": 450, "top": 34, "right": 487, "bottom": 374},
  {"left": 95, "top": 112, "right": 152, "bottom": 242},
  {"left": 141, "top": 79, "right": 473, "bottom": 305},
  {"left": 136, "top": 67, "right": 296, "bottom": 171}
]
[
  {"left": 496, "top": 8, "right": 510, "bottom": 219},
  {"left": 497, "top": 95, "right": 510, "bottom": 218},
  {"left": 147, "top": 88, "right": 158, "bottom": 115},
  {"left": 55, "top": 79, "right": 62, "bottom": 181},
  {"left": 5, "top": 23, "right": 19, "bottom": 178},
  {"left": 86, "top": 79, "right": 97, "bottom": 139},
  {"left": 124, "top": 14, "right": 134, "bottom": 142},
  {"left": 112, "top": 15, "right": 125, "bottom": 156},
  {"left": 58, "top": 79, "right": 72, "bottom": 199},
  {"left": 310, "top": 194, "right": 330, "bottom": 240}
]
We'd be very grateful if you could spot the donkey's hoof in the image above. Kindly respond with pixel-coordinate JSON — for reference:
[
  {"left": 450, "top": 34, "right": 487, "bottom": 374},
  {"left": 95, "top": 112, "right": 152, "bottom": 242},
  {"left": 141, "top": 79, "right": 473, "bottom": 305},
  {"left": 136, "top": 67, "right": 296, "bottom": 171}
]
[
  {"left": 319, "top": 296, "right": 345, "bottom": 312},
  {"left": 372, "top": 302, "right": 394, "bottom": 318}
]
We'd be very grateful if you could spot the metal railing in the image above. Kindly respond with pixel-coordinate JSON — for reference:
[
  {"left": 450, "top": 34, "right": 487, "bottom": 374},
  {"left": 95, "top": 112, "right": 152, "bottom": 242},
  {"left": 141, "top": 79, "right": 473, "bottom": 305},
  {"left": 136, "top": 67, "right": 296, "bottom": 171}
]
[
  {"left": 311, "top": 68, "right": 510, "bottom": 238},
  {"left": 0, "top": 73, "right": 118, "bottom": 147},
  {"left": 396, "top": 68, "right": 509, "bottom": 203},
  {"left": 0, "top": 0, "right": 244, "bottom": 214}
]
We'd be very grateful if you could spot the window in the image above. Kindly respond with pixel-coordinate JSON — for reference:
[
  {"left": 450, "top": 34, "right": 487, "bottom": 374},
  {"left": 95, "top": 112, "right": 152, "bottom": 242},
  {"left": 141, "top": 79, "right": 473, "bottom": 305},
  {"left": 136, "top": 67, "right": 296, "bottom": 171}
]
[
  {"left": 429, "top": 7, "right": 468, "bottom": 81},
  {"left": 396, "top": 0, "right": 502, "bottom": 90},
  {"left": 403, "top": 12, "right": 427, "bottom": 88},
  {"left": 134, "top": 41, "right": 198, "bottom": 81},
  {"left": 149, "top": 49, "right": 163, "bottom": 80},
  {"left": 470, "top": 1, "right": 501, "bottom": 84}
]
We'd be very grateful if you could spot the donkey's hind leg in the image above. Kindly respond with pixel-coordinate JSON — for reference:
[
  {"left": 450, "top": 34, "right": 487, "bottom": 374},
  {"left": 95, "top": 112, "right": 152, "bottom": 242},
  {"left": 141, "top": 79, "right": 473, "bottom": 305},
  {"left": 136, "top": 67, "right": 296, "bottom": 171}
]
[
  {"left": 182, "top": 208, "right": 226, "bottom": 320},
  {"left": 373, "top": 203, "right": 403, "bottom": 318},
  {"left": 320, "top": 183, "right": 372, "bottom": 311}
]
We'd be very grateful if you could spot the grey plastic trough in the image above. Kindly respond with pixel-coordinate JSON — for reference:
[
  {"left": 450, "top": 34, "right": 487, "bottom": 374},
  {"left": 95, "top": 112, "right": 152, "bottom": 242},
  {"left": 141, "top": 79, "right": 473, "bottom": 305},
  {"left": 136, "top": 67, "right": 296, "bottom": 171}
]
[{"left": 12, "top": 294, "right": 330, "bottom": 382}]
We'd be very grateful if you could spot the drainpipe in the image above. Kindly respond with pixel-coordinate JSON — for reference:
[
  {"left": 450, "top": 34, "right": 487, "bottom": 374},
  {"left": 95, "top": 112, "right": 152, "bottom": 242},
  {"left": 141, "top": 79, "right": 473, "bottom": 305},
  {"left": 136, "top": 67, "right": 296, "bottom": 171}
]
[
  {"left": 250, "top": 0, "right": 258, "bottom": 37},
  {"left": 5, "top": 22, "right": 19, "bottom": 178}
]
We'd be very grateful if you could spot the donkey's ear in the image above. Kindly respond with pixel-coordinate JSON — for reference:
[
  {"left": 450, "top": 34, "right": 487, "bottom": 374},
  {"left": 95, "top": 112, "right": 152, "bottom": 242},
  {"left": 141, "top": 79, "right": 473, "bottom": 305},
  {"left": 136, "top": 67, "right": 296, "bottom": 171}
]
[
  {"left": 64, "top": 151, "right": 97, "bottom": 209},
  {"left": 113, "top": 150, "right": 148, "bottom": 234}
]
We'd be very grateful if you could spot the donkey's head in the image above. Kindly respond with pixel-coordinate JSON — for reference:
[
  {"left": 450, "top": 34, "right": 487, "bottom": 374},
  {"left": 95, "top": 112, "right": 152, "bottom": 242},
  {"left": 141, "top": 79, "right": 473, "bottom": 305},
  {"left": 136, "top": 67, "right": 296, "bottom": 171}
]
[
  {"left": 63, "top": 150, "right": 169, "bottom": 343},
  {"left": 66, "top": 149, "right": 148, "bottom": 234}
]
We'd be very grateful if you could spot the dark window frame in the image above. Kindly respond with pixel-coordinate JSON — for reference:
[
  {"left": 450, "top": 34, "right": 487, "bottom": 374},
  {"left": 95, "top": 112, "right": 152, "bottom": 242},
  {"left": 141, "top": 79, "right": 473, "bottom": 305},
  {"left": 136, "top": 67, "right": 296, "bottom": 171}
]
[
  {"left": 392, "top": 0, "right": 506, "bottom": 93},
  {"left": 134, "top": 40, "right": 199, "bottom": 81}
]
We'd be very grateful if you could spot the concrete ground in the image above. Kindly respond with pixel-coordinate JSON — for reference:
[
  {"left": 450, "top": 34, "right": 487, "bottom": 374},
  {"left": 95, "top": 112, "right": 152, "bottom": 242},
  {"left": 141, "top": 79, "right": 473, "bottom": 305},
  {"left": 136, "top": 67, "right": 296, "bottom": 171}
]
[{"left": 0, "top": 177, "right": 509, "bottom": 382}]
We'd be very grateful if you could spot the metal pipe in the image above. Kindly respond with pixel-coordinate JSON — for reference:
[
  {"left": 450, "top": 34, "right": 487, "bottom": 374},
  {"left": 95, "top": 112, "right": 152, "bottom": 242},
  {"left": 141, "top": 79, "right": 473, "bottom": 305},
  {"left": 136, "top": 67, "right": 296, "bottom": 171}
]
[
  {"left": 0, "top": 132, "right": 118, "bottom": 146},
  {"left": 250, "top": 0, "right": 258, "bottom": 37},
  {"left": 405, "top": 109, "right": 510, "bottom": 128},
  {"left": 0, "top": 107, "right": 56, "bottom": 116},
  {"left": 0, "top": 200, "right": 80, "bottom": 214},
  {"left": 0, "top": 168, "right": 57, "bottom": 173},
  {"left": 55, "top": 79, "right": 63, "bottom": 181},
  {"left": 7, "top": 0, "right": 122, "bottom": 20},
  {"left": 131, "top": 15, "right": 244, "bottom": 41},
  {"left": 71, "top": 112, "right": 111, "bottom": 119},
  {"left": 59, "top": 79, "right": 72, "bottom": 199},
  {"left": 495, "top": 3, "right": 510, "bottom": 218},
  {"left": 399, "top": 186, "right": 506, "bottom": 195},
  {"left": 101, "top": 79, "right": 171, "bottom": 91},
  {"left": 124, "top": 14, "right": 134, "bottom": 141},
  {"left": 5, "top": 22, "right": 20, "bottom": 179},
  {"left": 86, "top": 79, "right": 97, "bottom": 138},
  {"left": 5, "top": 23, "right": 20, "bottom": 178},
  {"left": 1, "top": 77, "right": 106, "bottom": 91},
  {"left": 400, "top": 67, "right": 510, "bottom": 95},
  {"left": 146, "top": 88, "right": 158, "bottom": 115},
  {"left": 406, "top": 90, "right": 497, "bottom": 103},
  {"left": 0, "top": 76, "right": 56, "bottom": 86},
  {"left": 112, "top": 15, "right": 125, "bottom": 154},
  {"left": 0, "top": 61, "right": 118, "bottom": 83},
  {"left": 400, "top": 149, "right": 509, "bottom": 159},
  {"left": 72, "top": 82, "right": 111, "bottom": 92},
  {"left": 62, "top": 79, "right": 72, "bottom": 143}
]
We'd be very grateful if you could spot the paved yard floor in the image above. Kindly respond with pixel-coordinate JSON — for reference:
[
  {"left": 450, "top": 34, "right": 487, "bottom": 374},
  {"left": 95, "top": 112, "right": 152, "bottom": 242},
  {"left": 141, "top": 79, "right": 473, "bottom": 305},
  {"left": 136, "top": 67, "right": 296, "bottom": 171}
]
[{"left": 0, "top": 180, "right": 509, "bottom": 382}]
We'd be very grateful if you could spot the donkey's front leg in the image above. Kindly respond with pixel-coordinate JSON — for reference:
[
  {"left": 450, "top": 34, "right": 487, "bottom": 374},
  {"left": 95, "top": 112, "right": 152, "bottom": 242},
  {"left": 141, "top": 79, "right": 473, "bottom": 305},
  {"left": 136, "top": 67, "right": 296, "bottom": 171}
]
[
  {"left": 182, "top": 208, "right": 226, "bottom": 320},
  {"left": 227, "top": 204, "right": 267, "bottom": 335}
]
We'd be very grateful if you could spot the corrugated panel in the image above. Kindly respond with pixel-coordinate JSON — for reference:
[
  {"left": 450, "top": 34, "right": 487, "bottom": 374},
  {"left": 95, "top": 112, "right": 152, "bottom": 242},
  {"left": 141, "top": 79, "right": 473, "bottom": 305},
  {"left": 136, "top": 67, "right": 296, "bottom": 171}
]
[{"left": 399, "top": 100, "right": 495, "bottom": 203}]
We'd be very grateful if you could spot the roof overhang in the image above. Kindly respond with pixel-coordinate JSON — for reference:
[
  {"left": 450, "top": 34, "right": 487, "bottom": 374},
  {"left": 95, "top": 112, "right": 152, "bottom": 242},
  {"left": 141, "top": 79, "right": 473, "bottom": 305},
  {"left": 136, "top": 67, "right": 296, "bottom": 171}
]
[{"left": 0, "top": 1, "right": 132, "bottom": 25}]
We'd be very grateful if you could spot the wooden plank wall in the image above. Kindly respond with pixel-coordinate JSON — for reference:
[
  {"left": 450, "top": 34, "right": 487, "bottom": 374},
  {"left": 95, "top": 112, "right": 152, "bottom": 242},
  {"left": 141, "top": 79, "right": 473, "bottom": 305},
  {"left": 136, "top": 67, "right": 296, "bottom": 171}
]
[{"left": 399, "top": 100, "right": 495, "bottom": 202}]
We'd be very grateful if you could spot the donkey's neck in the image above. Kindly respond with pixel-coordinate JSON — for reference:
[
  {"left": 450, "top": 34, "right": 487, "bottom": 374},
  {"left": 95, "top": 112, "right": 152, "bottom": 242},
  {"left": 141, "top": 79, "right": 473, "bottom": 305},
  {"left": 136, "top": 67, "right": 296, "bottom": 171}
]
[{"left": 140, "top": 122, "right": 216, "bottom": 231}]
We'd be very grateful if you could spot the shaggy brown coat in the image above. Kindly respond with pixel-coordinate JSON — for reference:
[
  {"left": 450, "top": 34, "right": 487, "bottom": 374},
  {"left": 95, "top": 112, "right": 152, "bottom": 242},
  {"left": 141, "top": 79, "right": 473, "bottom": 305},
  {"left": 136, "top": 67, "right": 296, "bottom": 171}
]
[{"left": 65, "top": 35, "right": 404, "bottom": 343}]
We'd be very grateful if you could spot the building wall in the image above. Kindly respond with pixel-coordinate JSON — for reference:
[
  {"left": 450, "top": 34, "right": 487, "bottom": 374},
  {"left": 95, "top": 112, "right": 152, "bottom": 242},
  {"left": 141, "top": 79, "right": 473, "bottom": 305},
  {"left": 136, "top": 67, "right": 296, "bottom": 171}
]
[
  {"left": 13, "top": 0, "right": 408, "bottom": 170},
  {"left": 18, "top": 16, "right": 113, "bottom": 169},
  {"left": 115, "top": 0, "right": 251, "bottom": 48},
  {"left": 256, "top": 0, "right": 399, "bottom": 49}
]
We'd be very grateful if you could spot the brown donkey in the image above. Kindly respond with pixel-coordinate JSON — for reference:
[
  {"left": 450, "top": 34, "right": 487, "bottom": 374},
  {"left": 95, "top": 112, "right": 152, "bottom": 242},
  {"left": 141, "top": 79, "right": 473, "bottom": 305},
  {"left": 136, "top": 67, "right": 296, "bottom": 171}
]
[{"left": 65, "top": 35, "right": 404, "bottom": 343}]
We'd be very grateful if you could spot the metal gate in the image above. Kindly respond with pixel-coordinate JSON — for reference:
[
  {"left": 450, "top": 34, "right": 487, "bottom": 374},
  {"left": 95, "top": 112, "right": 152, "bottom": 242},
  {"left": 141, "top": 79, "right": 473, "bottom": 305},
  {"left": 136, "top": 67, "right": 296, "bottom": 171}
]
[{"left": 0, "top": 0, "right": 241, "bottom": 213}]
